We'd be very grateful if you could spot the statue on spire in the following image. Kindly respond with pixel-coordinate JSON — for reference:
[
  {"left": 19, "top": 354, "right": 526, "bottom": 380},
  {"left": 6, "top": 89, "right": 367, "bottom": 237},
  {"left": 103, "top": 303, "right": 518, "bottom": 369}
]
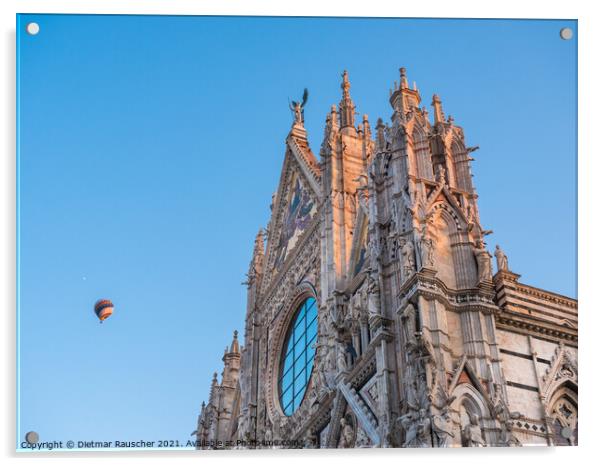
[{"left": 289, "top": 88, "right": 309, "bottom": 124}]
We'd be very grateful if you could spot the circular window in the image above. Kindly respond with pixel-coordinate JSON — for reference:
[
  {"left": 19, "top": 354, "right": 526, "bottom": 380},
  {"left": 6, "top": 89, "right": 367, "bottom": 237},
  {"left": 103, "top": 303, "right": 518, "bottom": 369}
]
[{"left": 278, "top": 296, "right": 318, "bottom": 416}]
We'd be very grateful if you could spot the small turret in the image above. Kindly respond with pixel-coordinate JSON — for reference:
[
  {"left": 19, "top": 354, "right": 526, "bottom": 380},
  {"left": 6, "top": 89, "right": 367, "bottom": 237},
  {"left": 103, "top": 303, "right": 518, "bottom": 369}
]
[{"left": 389, "top": 67, "right": 422, "bottom": 119}]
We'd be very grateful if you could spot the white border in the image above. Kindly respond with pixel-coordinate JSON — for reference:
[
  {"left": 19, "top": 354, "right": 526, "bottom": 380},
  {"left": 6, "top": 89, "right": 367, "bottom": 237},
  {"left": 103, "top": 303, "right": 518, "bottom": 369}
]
[{"left": 2, "top": 1, "right": 600, "bottom": 466}]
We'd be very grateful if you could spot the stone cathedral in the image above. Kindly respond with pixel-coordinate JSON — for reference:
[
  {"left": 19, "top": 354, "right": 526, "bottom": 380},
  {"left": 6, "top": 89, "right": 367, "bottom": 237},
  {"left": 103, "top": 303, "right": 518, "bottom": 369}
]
[{"left": 194, "top": 68, "right": 578, "bottom": 449}]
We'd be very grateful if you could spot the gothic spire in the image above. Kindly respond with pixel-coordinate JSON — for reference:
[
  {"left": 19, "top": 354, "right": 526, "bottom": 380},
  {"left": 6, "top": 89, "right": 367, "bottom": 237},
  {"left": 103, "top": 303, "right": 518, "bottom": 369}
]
[
  {"left": 230, "top": 330, "right": 240, "bottom": 354},
  {"left": 246, "top": 228, "right": 265, "bottom": 288},
  {"left": 432, "top": 94, "right": 445, "bottom": 124},
  {"left": 375, "top": 117, "right": 386, "bottom": 152},
  {"left": 253, "top": 229, "right": 264, "bottom": 256},
  {"left": 208, "top": 372, "right": 218, "bottom": 406},
  {"left": 339, "top": 70, "right": 356, "bottom": 131}
]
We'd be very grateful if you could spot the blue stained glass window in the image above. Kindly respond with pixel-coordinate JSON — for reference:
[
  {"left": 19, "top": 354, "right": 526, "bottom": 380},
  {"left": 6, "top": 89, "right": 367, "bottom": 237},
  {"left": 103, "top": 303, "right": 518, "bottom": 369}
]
[{"left": 278, "top": 296, "right": 318, "bottom": 416}]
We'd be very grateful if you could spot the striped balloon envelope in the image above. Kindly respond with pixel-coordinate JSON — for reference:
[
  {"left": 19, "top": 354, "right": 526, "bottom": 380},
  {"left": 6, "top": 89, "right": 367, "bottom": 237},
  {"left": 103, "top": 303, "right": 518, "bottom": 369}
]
[{"left": 94, "top": 299, "right": 114, "bottom": 323}]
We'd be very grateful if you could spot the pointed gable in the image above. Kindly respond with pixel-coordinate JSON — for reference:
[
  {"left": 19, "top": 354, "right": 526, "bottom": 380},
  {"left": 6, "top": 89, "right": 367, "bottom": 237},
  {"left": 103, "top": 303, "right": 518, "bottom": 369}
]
[{"left": 263, "top": 141, "right": 321, "bottom": 285}]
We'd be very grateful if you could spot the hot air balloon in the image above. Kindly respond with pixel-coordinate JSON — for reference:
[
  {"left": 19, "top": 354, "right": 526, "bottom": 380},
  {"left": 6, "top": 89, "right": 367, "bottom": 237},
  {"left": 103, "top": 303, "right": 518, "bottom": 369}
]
[{"left": 94, "top": 299, "right": 114, "bottom": 323}]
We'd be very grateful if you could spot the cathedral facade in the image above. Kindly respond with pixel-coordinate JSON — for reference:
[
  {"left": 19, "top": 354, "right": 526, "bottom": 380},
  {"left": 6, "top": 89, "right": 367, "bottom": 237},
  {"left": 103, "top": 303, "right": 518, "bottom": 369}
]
[{"left": 195, "top": 68, "right": 578, "bottom": 449}]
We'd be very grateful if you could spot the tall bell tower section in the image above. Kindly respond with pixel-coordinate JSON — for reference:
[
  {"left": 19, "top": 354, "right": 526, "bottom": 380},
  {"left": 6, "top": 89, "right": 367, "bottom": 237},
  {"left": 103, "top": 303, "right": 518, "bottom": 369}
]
[
  {"left": 320, "top": 71, "right": 374, "bottom": 297},
  {"left": 367, "top": 67, "right": 511, "bottom": 446}
]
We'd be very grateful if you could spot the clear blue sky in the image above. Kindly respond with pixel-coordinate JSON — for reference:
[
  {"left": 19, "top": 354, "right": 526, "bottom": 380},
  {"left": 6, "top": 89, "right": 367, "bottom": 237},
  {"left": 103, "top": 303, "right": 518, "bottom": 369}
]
[{"left": 17, "top": 15, "right": 576, "bottom": 450}]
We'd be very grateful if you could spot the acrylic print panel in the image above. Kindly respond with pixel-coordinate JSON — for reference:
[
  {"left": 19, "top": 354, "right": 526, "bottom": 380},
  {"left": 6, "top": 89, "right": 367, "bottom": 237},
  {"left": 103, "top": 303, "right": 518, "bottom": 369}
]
[{"left": 16, "top": 14, "right": 577, "bottom": 451}]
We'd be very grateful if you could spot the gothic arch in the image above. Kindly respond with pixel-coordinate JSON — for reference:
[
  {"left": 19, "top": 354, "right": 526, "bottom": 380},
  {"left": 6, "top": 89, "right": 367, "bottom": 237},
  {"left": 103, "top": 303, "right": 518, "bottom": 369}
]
[
  {"left": 451, "top": 383, "right": 493, "bottom": 446},
  {"left": 427, "top": 203, "right": 462, "bottom": 288},
  {"left": 539, "top": 345, "right": 578, "bottom": 445},
  {"left": 411, "top": 124, "right": 434, "bottom": 181},
  {"left": 430, "top": 201, "right": 463, "bottom": 232},
  {"left": 541, "top": 345, "right": 578, "bottom": 404},
  {"left": 547, "top": 383, "right": 578, "bottom": 446},
  {"left": 451, "top": 138, "right": 472, "bottom": 192}
]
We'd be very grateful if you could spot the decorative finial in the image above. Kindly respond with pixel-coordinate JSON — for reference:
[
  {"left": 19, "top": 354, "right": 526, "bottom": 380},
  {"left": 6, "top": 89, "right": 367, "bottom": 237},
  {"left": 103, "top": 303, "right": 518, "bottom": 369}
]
[
  {"left": 432, "top": 94, "right": 444, "bottom": 124},
  {"left": 229, "top": 329, "right": 240, "bottom": 353},
  {"left": 376, "top": 118, "right": 386, "bottom": 151},
  {"left": 399, "top": 67, "right": 409, "bottom": 89},
  {"left": 342, "top": 70, "right": 350, "bottom": 87},
  {"left": 339, "top": 70, "right": 356, "bottom": 129}
]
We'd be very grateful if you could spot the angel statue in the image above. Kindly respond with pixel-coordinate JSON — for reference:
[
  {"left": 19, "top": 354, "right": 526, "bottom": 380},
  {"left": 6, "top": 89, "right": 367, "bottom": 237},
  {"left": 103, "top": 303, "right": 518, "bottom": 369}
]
[{"left": 289, "top": 88, "right": 309, "bottom": 124}]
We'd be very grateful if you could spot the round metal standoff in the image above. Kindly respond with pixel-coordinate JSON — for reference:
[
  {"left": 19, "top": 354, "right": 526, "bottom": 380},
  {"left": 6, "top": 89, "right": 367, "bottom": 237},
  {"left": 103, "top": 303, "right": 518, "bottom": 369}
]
[
  {"left": 26, "top": 22, "right": 40, "bottom": 35},
  {"left": 559, "top": 27, "right": 573, "bottom": 40},
  {"left": 25, "top": 431, "right": 39, "bottom": 445}
]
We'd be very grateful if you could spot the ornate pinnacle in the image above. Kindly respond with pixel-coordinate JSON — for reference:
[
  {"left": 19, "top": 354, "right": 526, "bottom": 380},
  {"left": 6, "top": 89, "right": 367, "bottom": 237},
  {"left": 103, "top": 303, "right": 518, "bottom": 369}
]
[
  {"left": 339, "top": 70, "right": 356, "bottom": 129},
  {"left": 432, "top": 94, "right": 444, "bottom": 124},
  {"left": 376, "top": 118, "right": 386, "bottom": 151},
  {"left": 253, "top": 228, "right": 265, "bottom": 256},
  {"left": 399, "top": 67, "right": 409, "bottom": 89},
  {"left": 230, "top": 330, "right": 240, "bottom": 353},
  {"left": 341, "top": 70, "right": 351, "bottom": 95}
]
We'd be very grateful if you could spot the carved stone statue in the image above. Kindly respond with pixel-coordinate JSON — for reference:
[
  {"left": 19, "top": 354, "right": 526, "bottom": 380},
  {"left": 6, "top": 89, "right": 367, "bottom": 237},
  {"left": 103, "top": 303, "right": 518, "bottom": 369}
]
[
  {"left": 401, "top": 238, "right": 416, "bottom": 279},
  {"left": 398, "top": 408, "right": 431, "bottom": 447},
  {"left": 420, "top": 233, "right": 435, "bottom": 268},
  {"left": 338, "top": 418, "right": 355, "bottom": 448},
  {"left": 416, "top": 408, "right": 432, "bottom": 447},
  {"left": 366, "top": 271, "right": 381, "bottom": 317},
  {"left": 271, "top": 412, "right": 283, "bottom": 441},
  {"left": 491, "top": 384, "right": 509, "bottom": 423},
  {"left": 312, "top": 350, "right": 329, "bottom": 396},
  {"left": 264, "top": 424, "right": 273, "bottom": 444},
  {"left": 473, "top": 241, "right": 492, "bottom": 283},
  {"left": 462, "top": 413, "right": 485, "bottom": 447},
  {"left": 401, "top": 303, "right": 417, "bottom": 346},
  {"left": 432, "top": 407, "right": 455, "bottom": 447},
  {"left": 369, "top": 235, "right": 382, "bottom": 268},
  {"left": 494, "top": 244, "right": 509, "bottom": 272},
  {"left": 289, "top": 88, "right": 308, "bottom": 124},
  {"left": 500, "top": 420, "right": 521, "bottom": 447},
  {"left": 397, "top": 411, "right": 417, "bottom": 447}
]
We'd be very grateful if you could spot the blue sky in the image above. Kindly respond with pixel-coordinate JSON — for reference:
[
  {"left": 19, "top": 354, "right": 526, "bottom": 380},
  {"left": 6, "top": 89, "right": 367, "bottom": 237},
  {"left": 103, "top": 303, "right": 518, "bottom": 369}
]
[{"left": 17, "top": 15, "right": 576, "bottom": 449}]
